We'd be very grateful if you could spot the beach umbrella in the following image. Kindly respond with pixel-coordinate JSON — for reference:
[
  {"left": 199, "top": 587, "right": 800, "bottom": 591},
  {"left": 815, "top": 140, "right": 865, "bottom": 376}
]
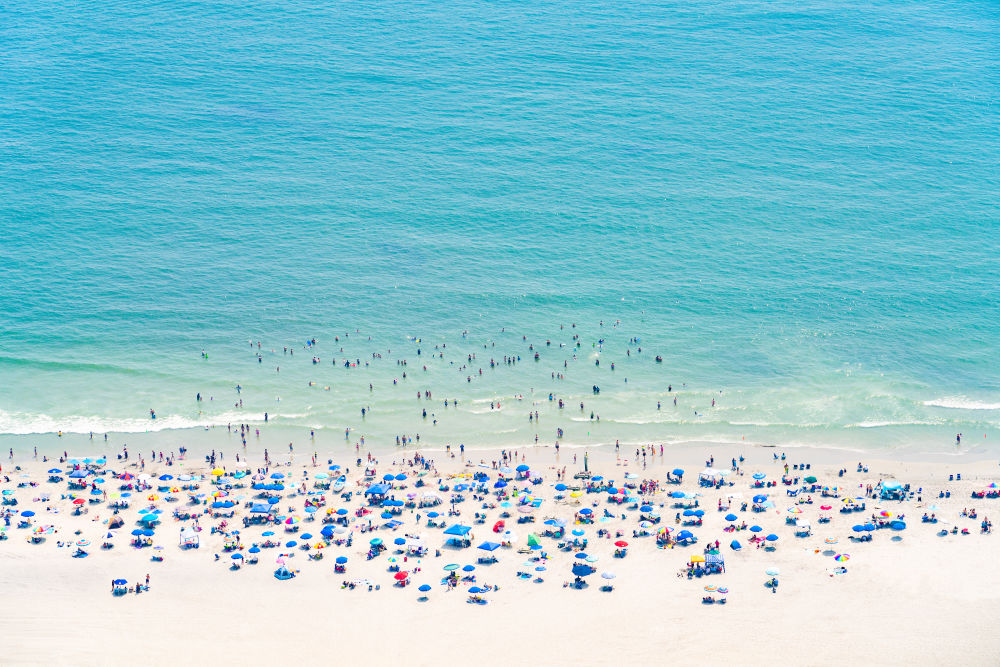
[
  {"left": 262, "top": 531, "right": 275, "bottom": 537},
  {"left": 863, "top": 524, "right": 876, "bottom": 532},
  {"left": 516, "top": 465, "right": 529, "bottom": 472},
  {"left": 534, "top": 566, "right": 547, "bottom": 572},
  {"left": 315, "top": 473, "right": 329, "bottom": 480},
  {"left": 835, "top": 554, "right": 850, "bottom": 562},
  {"left": 211, "top": 469, "right": 224, "bottom": 476},
  {"left": 890, "top": 521, "right": 906, "bottom": 530},
  {"left": 765, "top": 534, "right": 778, "bottom": 542},
  {"left": 381, "top": 512, "right": 393, "bottom": 519},
  {"left": 574, "top": 552, "right": 589, "bottom": 560},
  {"left": 131, "top": 529, "right": 144, "bottom": 536},
  {"left": 47, "top": 468, "right": 61, "bottom": 474},
  {"left": 571, "top": 529, "right": 585, "bottom": 537},
  {"left": 394, "top": 571, "right": 408, "bottom": 581},
  {"left": 158, "top": 475, "right": 173, "bottom": 481},
  {"left": 825, "top": 538, "right": 838, "bottom": 544},
  {"left": 304, "top": 506, "right": 318, "bottom": 514},
  {"left": 462, "top": 565, "right": 476, "bottom": 572},
  {"left": 383, "top": 474, "right": 394, "bottom": 481},
  {"left": 752, "top": 473, "right": 766, "bottom": 480},
  {"left": 394, "top": 537, "right": 406, "bottom": 546},
  {"left": 300, "top": 533, "right": 313, "bottom": 540},
  {"left": 418, "top": 584, "right": 432, "bottom": 593},
  {"left": 585, "top": 555, "right": 598, "bottom": 563},
  {"left": 270, "top": 473, "right": 285, "bottom": 480},
  {"left": 601, "top": 571, "right": 616, "bottom": 580},
  {"left": 677, "top": 530, "right": 694, "bottom": 541},
  {"left": 76, "top": 539, "right": 90, "bottom": 546},
  {"left": 141, "top": 529, "right": 154, "bottom": 537},
  {"left": 554, "top": 483, "right": 567, "bottom": 492},
  {"left": 804, "top": 476, "right": 817, "bottom": 484},
  {"left": 672, "top": 469, "right": 684, "bottom": 477},
  {"left": 468, "top": 586, "right": 484, "bottom": 594},
  {"left": 335, "top": 508, "right": 348, "bottom": 515},
  {"left": 395, "top": 474, "right": 407, "bottom": 481},
  {"left": 852, "top": 525, "right": 864, "bottom": 533},
  {"left": 765, "top": 567, "right": 780, "bottom": 576},
  {"left": 249, "top": 546, "right": 261, "bottom": 554},
  {"left": 752, "top": 495, "right": 767, "bottom": 504},
  {"left": 321, "top": 526, "right": 336, "bottom": 538},
  {"left": 232, "top": 553, "right": 244, "bottom": 560},
  {"left": 113, "top": 579, "right": 127, "bottom": 586},
  {"left": 820, "top": 505, "right": 832, "bottom": 511},
  {"left": 670, "top": 491, "right": 685, "bottom": 498},
  {"left": 73, "top": 498, "right": 85, "bottom": 505},
  {"left": 579, "top": 508, "right": 593, "bottom": 515},
  {"left": 443, "top": 564, "right": 459, "bottom": 572},
  {"left": 614, "top": 540, "right": 628, "bottom": 548},
  {"left": 335, "top": 556, "right": 348, "bottom": 564},
  {"left": 285, "top": 540, "right": 298, "bottom": 548},
  {"left": 370, "top": 538, "right": 383, "bottom": 546},
  {"left": 750, "top": 525, "right": 762, "bottom": 533},
  {"left": 21, "top": 510, "right": 35, "bottom": 517},
  {"left": 640, "top": 505, "right": 653, "bottom": 513},
  {"left": 682, "top": 509, "right": 697, "bottom": 517},
  {"left": 725, "top": 514, "right": 738, "bottom": 522},
  {"left": 571, "top": 563, "right": 593, "bottom": 577}
]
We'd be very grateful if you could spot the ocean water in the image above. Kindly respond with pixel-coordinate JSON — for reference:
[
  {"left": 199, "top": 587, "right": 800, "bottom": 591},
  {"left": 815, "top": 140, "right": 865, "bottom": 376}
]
[{"left": 1, "top": 0, "right": 999, "bottom": 458}]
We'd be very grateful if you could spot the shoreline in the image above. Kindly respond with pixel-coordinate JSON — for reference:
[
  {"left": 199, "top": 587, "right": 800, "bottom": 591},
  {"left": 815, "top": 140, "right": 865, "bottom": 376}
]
[{"left": 3, "top": 424, "right": 997, "bottom": 468}]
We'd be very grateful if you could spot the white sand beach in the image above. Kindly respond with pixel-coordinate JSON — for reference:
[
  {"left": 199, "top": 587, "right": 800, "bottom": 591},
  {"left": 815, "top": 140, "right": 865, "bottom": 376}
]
[{"left": 1, "top": 445, "right": 999, "bottom": 666}]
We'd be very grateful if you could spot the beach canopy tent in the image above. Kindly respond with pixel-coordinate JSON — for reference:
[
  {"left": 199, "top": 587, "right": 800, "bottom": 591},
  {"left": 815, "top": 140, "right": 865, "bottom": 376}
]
[
  {"left": 699, "top": 469, "right": 725, "bottom": 486},
  {"left": 477, "top": 541, "right": 501, "bottom": 552},
  {"left": 706, "top": 553, "right": 725, "bottom": 572},
  {"left": 179, "top": 527, "right": 199, "bottom": 547},
  {"left": 365, "top": 483, "right": 392, "bottom": 496},
  {"left": 880, "top": 480, "right": 905, "bottom": 500},
  {"left": 443, "top": 524, "right": 472, "bottom": 537}
]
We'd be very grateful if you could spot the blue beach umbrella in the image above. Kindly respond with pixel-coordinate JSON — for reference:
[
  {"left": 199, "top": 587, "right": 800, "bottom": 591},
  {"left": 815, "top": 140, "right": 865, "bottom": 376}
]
[
  {"left": 336, "top": 556, "right": 348, "bottom": 564},
  {"left": 725, "top": 514, "right": 738, "bottom": 522},
  {"left": 418, "top": 584, "right": 432, "bottom": 592},
  {"left": 750, "top": 525, "right": 762, "bottom": 533}
]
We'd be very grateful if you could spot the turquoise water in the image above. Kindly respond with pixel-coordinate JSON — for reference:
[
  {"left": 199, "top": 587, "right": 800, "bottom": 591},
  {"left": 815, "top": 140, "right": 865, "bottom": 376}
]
[{"left": 2, "top": 0, "right": 999, "bottom": 456}]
